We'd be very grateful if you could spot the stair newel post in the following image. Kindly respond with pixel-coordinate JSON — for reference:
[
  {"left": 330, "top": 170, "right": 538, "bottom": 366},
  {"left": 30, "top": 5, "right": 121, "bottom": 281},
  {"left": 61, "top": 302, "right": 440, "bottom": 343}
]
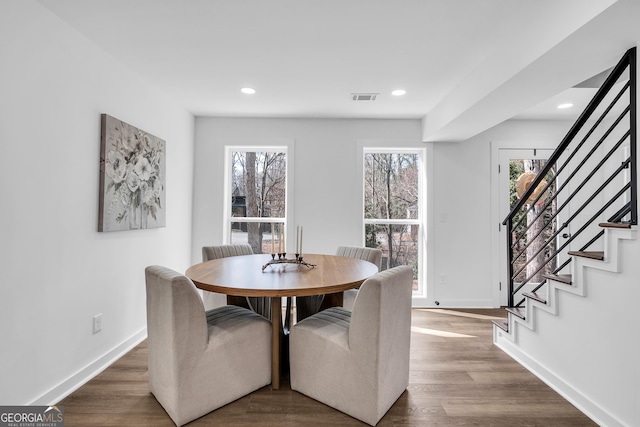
[{"left": 629, "top": 47, "right": 638, "bottom": 225}]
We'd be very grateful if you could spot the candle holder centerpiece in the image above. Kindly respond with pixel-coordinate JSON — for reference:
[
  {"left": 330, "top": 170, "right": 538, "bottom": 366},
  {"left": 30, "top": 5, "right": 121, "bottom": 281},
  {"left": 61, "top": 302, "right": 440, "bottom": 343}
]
[
  {"left": 262, "top": 224, "right": 313, "bottom": 271},
  {"left": 261, "top": 253, "right": 316, "bottom": 271}
]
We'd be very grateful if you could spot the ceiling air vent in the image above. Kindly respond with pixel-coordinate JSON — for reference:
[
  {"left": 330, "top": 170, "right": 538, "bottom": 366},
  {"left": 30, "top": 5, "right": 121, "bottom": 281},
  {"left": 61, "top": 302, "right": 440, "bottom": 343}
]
[{"left": 351, "top": 93, "right": 379, "bottom": 101}]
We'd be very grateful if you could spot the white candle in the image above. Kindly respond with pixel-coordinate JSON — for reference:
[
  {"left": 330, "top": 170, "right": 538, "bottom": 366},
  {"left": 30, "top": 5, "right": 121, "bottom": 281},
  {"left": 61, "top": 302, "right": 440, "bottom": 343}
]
[
  {"left": 300, "top": 226, "right": 303, "bottom": 256},
  {"left": 296, "top": 225, "right": 300, "bottom": 254},
  {"left": 271, "top": 223, "right": 274, "bottom": 255}
]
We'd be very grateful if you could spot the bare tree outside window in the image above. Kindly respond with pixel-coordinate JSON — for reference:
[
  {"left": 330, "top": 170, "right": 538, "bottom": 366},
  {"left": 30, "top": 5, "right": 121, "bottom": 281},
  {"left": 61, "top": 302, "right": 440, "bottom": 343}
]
[
  {"left": 364, "top": 151, "right": 422, "bottom": 290},
  {"left": 509, "top": 159, "right": 557, "bottom": 286},
  {"left": 230, "top": 150, "right": 287, "bottom": 254}
]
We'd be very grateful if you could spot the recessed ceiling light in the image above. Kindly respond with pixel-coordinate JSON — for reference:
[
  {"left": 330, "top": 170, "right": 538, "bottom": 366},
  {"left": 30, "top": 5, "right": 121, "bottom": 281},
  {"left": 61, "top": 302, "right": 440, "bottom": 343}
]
[
  {"left": 557, "top": 103, "right": 574, "bottom": 109},
  {"left": 241, "top": 87, "right": 256, "bottom": 95},
  {"left": 391, "top": 89, "right": 406, "bottom": 96}
]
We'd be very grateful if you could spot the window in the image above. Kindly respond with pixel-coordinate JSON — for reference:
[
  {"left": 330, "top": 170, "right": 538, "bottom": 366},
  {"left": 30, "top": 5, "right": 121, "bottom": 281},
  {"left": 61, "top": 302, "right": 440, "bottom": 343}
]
[
  {"left": 224, "top": 147, "right": 288, "bottom": 255},
  {"left": 363, "top": 149, "right": 425, "bottom": 293}
]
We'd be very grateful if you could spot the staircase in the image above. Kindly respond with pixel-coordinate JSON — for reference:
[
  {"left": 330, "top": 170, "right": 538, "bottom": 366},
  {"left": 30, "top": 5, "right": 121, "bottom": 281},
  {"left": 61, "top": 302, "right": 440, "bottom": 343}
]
[
  {"left": 493, "top": 223, "right": 638, "bottom": 427},
  {"left": 493, "top": 47, "right": 639, "bottom": 427},
  {"left": 501, "top": 47, "right": 637, "bottom": 310},
  {"left": 493, "top": 222, "right": 636, "bottom": 336}
]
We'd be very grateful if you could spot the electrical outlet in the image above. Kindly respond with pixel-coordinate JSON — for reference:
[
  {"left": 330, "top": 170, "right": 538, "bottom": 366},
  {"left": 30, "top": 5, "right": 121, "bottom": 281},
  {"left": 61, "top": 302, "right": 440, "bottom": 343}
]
[
  {"left": 440, "top": 274, "right": 446, "bottom": 284},
  {"left": 93, "top": 314, "right": 103, "bottom": 334}
]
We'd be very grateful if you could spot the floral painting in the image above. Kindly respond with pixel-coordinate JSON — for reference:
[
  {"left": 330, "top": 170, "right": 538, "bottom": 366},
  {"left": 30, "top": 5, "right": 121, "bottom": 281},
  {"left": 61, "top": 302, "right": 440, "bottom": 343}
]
[{"left": 99, "top": 114, "right": 166, "bottom": 231}]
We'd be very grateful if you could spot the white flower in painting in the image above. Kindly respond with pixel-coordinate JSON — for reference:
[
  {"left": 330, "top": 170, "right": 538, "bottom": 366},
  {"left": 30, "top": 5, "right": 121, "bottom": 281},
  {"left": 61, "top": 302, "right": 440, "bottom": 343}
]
[
  {"left": 105, "top": 150, "right": 127, "bottom": 183},
  {"left": 134, "top": 156, "right": 152, "bottom": 181},
  {"left": 118, "top": 185, "right": 131, "bottom": 207},
  {"left": 126, "top": 164, "right": 140, "bottom": 192},
  {"left": 132, "top": 131, "right": 144, "bottom": 153},
  {"left": 103, "top": 118, "right": 165, "bottom": 227},
  {"left": 141, "top": 181, "right": 155, "bottom": 205}
]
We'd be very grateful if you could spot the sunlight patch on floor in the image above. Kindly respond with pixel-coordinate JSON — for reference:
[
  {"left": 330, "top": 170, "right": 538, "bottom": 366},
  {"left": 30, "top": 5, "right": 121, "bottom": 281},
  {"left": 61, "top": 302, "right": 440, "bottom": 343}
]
[
  {"left": 410, "top": 326, "right": 476, "bottom": 338},
  {"left": 416, "top": 308, "right": 506, "bottom": 320}
]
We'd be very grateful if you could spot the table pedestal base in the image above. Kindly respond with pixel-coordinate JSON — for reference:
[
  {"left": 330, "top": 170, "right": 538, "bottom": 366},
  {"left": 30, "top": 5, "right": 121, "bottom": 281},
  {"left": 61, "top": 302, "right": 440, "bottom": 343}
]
[
  {"left": 269, "top": 293, "right": 343, "bottom": 389},
  {"left": 271, "top": 297, "right": 284, "bottom": 389}
]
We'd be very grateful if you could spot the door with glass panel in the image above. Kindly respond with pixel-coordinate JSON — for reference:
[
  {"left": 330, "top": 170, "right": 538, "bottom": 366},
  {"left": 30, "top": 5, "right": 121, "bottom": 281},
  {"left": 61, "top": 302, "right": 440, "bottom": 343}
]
[{"left": 498, "top": 149, "right": 559, "bottom": 307}]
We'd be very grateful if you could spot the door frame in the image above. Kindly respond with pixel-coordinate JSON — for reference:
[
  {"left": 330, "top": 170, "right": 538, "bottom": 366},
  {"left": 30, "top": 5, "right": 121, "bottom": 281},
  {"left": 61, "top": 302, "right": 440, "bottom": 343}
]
[{"left": 491, "top": 146, "right": 554, "bottom": 307}]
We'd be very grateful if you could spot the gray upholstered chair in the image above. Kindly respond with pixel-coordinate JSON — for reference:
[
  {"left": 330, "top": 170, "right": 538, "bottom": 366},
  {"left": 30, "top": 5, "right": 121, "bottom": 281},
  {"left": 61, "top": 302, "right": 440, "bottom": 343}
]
[
  {"left": 201, "top": 243, "right": 272, "bottom": 320},
  {"left": 296, "top": 246, "right": 382, "bottom": 321},
  {"left": 337, "top": 246, "right": 382, "bottom": 311},
  {"left": 289, "top": 265, "right": 413, "bottom": 426},
  {"left": 145, "top": 265, "right": 271, "bottom": 426}
]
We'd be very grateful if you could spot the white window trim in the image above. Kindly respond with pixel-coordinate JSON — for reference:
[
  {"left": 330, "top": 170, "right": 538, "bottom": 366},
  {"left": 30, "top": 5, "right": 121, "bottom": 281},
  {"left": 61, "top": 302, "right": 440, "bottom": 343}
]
[
  {"left": 361, "top": 146, "right": 428, "bottom": 303},
  {"left": 223, "top": 141, "right": 295, "bottom": 247}
]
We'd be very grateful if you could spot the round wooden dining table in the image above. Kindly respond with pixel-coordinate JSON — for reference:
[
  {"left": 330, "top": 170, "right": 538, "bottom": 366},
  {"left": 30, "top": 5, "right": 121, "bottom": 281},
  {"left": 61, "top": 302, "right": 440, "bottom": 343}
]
[{"left": 185, "top": 253, "right": 379, "bottom": 389}]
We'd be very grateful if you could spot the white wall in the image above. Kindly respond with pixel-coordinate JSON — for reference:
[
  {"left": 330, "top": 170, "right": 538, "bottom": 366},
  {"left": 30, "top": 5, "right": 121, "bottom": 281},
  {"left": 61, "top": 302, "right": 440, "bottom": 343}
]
[
  {"left": 193, "top": 117, "right": 581, "bottom": 309},
  {"left": 2, "top": 1, "right": 628, "bottom": 410},
  {"left": 431, "top": 120, "right": 574, "bottom": 306},
  {"left": 193, "top": 118, "right": 434, "bottom": 306},
  {"left": 0, "top": 1, "right": 194, "bottom": 405},
  {"left": 496, "top": 229, "right": 640, "bottom": 427},
  {"left": 193, "top": 117, "right": 423, "bottom": 260}
]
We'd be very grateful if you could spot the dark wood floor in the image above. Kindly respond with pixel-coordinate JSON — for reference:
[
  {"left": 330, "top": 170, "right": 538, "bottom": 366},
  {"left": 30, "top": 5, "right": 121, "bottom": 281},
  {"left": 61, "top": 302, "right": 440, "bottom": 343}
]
[{"left": 58, "top": 308, "right": 597, "bottom": 426}]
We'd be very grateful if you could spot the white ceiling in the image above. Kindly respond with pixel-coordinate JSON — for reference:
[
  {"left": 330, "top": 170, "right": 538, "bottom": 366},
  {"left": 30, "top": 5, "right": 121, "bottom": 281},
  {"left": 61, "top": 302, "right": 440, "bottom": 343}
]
[{"left": 36, "top": 0, "right": 640, "bottom": 141}]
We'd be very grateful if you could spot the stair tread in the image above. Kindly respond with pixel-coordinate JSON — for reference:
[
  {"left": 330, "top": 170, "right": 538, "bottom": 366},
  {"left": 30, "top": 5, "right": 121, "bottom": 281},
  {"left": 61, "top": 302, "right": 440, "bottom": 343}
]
[
  {"left": 567, "top": 250, "right": 605, "bottom": 260},
  {"left": 543, "top": 273, "right": 572, "bottom": 284},
  {"left": 599, "top": 222, "right": 632, "bottom": 229},
  {"left": 492, "top": 319, "right": 509, "bottom": 332},
  {"left": 523, "top": 291, "right": 547, "bottom": 304},
  {"left": 506, "top": 307, "right": 525, "bottom": 319}
]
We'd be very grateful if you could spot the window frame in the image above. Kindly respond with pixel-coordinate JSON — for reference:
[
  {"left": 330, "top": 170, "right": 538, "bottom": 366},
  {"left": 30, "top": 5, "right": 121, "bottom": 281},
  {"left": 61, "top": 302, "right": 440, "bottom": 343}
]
[
  {"left": 362, "top": 146, "right": 427, "bottom": 301},
  {"left": 223, "top": 142, "right": 294, "bottom": 249}
]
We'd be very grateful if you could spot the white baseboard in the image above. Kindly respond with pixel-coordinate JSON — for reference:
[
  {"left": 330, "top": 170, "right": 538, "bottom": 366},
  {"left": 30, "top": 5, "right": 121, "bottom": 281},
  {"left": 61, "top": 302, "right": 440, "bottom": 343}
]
[
  {"left": 30, "top": 327, "right": 147, "bottom": 406},
  {"left": 495, "top": 336, "right": 629, "bottom": 427},
  {"left": 428, "top": 298, "right": 496, "bottom": 308}
]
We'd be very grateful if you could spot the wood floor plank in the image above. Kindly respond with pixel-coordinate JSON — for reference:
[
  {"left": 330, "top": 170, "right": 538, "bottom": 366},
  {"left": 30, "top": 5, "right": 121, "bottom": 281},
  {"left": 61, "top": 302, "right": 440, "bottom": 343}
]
[{"left": 57, "top": 308, "right": 597, "bottom": 426}]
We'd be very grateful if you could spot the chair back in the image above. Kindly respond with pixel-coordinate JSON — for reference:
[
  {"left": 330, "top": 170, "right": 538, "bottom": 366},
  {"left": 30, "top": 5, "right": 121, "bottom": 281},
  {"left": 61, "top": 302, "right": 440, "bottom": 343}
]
[
  {"left": 349, "top": 265, "right": 413, "bottom": 360},
  {"left": 145, "top": 266, "right": 208, "bottom": 387},
  {"left": 297, "top": 246, "right": 383, "bottom": 320},
  {"left": 202, "top": 243, "right": 270, "bottom": 318},
  {"left": 202, "top": 243, "right": 253, "bottom": 261},
  {"left": 146, "top": 265, "right": 272, "bottom": 425},
  {"left": 335, "top": 246, "right": 382, "bottom": 271}
]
